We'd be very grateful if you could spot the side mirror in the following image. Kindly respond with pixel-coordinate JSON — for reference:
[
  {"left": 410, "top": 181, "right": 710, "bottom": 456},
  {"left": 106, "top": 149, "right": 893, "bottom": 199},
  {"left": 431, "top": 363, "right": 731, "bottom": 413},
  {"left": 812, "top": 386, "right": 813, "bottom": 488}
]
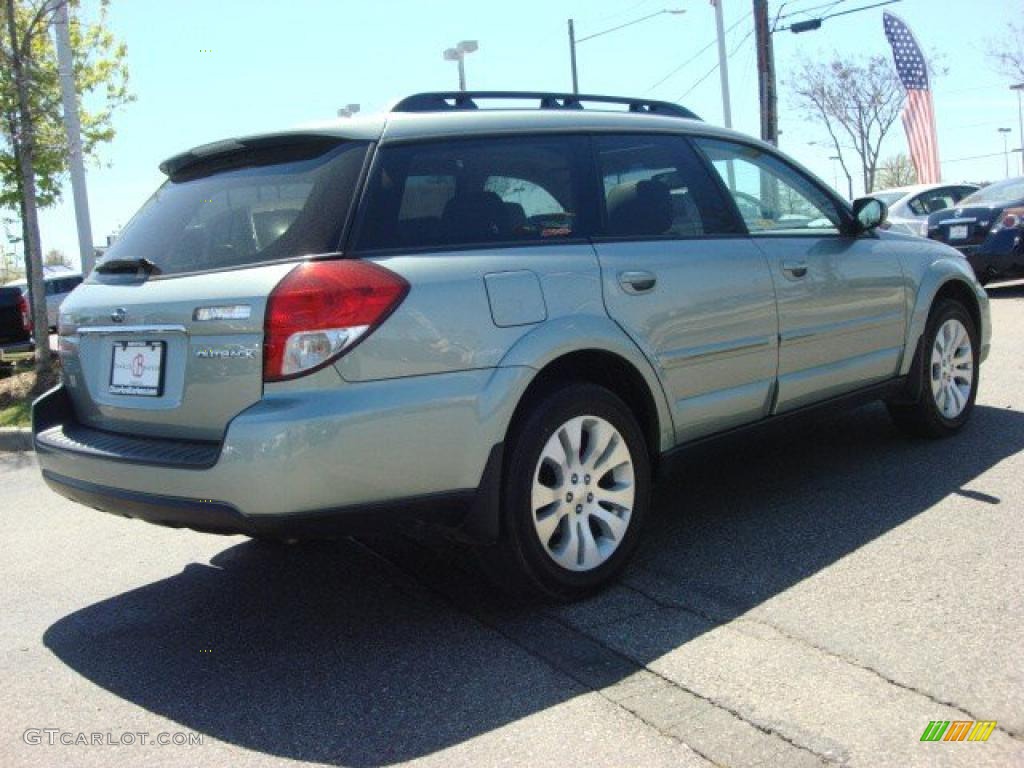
[{"left": 851, "top": 196, "right": 888, "bottom": 233}]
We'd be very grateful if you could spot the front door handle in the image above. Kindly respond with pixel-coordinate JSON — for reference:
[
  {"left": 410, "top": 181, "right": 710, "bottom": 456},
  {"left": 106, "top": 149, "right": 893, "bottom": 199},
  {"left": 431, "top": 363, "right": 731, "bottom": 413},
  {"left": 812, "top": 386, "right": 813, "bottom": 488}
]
[
  {"left": 782, "top": 260, "right": 808, "bottom": 278},
  {"left": 619, "top": 270, "right": 657, "bottom": 294}
]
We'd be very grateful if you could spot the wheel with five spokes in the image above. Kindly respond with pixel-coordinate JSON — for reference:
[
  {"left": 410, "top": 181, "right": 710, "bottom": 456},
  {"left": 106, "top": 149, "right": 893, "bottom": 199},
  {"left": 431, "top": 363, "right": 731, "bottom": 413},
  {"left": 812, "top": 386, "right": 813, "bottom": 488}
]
[
  {"left": 493, "top": 382, "right": 650, "bottom": 600},
  {"left": 888, "top": 299, "right": 979, "bottom": 438}
]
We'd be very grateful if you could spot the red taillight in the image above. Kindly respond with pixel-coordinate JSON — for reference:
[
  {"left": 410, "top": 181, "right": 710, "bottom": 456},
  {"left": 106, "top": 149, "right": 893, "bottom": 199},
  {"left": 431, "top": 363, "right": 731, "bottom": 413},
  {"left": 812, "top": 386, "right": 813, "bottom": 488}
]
[
  {"left": 17, "top": 294, "right": 31, "bottom": 333},
  {"left": 999, "top": 207, "right": 1024, "bottom": 230},
  {"left": 263, "top": 260, "right": 408, "bottom": 382}
]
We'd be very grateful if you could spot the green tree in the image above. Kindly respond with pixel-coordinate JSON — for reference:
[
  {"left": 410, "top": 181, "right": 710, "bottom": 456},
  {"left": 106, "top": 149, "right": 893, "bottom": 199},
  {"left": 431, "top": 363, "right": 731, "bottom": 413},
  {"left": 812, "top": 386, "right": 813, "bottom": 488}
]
[
  {"left": 43, "top": 246, "right": 67, "bottom": 266},
  {"left": 876, "top": 153, "right": 918, "bottom": 189},
  {"left": 0, "top": 0, "right": 132, "bottom": 365}
]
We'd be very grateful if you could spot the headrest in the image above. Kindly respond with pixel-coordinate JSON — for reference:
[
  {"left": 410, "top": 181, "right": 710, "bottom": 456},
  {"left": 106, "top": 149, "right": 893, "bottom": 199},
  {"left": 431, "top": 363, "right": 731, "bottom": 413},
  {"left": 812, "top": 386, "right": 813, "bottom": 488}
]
[{"left": 606, "top": 179, "right": 673, "bottom": 235}]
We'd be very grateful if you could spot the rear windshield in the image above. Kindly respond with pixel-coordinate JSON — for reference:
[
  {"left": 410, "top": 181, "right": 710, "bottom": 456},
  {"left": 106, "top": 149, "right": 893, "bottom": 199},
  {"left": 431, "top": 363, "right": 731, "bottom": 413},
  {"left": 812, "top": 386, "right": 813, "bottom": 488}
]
[
  {"left": 961, "top": 177, "right": 1024, "bottom": 206},
  {"left": 94, "top": 140, "right": 369, "bottom": 277}
]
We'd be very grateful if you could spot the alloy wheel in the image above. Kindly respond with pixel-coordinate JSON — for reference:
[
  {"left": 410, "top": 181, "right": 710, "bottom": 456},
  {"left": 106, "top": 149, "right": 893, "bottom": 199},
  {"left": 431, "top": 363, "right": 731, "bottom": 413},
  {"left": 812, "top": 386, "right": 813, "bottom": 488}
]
[
  {"left": 530, "top": 415, "right": 635, "bottom": 572},
  {"left": 930, "top": 318, "right": 973, "bottom": 419}
]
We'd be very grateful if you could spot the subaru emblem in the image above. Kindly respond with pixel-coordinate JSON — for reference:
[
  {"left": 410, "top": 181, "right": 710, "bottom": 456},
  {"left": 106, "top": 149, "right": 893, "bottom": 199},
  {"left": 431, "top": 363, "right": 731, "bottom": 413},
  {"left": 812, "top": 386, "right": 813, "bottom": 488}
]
[{"left": 111, "top": 308, "right": 127, "bottom": 323}]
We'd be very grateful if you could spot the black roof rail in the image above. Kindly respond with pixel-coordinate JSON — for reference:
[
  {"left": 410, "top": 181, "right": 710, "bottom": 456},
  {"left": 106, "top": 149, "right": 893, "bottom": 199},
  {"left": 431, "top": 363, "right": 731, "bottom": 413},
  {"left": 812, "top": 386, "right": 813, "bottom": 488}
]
[{"left": 390, "top": 91, "right": 701, "bottom": 121}]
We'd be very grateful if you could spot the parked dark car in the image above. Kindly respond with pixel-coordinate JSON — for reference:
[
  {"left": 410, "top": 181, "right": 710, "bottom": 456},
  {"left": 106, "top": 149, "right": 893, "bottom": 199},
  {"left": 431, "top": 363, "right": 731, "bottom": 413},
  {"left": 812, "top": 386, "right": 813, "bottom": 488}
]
[
  {"left": 927, "top": 177, "right": 1024, "bottom": 285},
  {"left": 0, "top": 284, "right": 32, "bottom": 346}
]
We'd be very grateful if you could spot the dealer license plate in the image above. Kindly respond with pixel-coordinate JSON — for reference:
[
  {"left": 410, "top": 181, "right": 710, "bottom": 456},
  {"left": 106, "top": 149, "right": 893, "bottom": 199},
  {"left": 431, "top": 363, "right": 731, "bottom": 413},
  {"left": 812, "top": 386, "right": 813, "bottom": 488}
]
[{"left": 110, "top": 341, "right": 165, "bottom": 397}]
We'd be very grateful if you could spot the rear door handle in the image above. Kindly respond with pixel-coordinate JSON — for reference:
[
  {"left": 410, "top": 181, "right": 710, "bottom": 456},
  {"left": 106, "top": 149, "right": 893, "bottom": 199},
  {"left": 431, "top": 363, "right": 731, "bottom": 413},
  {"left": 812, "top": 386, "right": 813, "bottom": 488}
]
[
  {"left": 618, "top": 271, "right": 657, "bottom": 294},
  {"left": 782, "top": 260, "right": 808, "bottom": 278}
]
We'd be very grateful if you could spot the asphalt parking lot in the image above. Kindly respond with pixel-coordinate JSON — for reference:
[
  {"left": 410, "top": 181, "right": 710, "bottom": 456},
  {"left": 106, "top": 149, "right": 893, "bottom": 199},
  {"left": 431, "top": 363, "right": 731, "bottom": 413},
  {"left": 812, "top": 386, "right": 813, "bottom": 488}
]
[{"left": 2, "top": 287, "right": 1023, "bottom": 768}]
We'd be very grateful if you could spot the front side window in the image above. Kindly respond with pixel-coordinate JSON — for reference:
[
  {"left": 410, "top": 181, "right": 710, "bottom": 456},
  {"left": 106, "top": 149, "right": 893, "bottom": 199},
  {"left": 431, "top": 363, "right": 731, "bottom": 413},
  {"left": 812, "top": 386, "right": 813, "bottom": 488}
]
[
  {"left": 355, "top": 136, "right": 584, "bottom": 251},
  {"left": 94, "top": 139, "right": 369, "bottom": 277},
  {"left": 694, "top": 138, "right": 844, "bottom": 235},
  {"left": 594, "top": 134, "right": 739, "bottom": 238}
]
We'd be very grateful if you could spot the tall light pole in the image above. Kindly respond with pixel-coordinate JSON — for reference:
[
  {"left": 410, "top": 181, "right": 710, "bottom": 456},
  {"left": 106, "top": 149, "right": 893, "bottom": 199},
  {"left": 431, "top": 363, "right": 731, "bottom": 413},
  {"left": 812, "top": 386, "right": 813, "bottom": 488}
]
[
  {"left": 443, "top": 40, "right": 478, "bottom": 91},
  {"left": 1012, "top": 83, "right": 1024, "bottom": 175},
  {"left": 999, "top": 127, "right": 1012, "bottom": 178},
  {"left": 567, "top": 9, "right": 685, "bottom": 95},
  {"left": 54, "top": 0, "right": 95, "bottom": 275},
  {"left": 828, "top": 155, "right": 841, "bottom": 192},
  {"left": 712, "top": 0, "right": 734, "bottom": 128}
]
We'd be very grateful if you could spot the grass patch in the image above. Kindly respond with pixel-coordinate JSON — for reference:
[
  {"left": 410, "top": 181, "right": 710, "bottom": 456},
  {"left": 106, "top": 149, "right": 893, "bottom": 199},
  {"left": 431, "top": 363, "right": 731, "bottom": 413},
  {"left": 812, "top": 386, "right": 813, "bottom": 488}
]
[
  {"left": 0, "top": 398, "right": 31, "bottom": 427},
  {"left": 0, "top": 359, "right": 58, "bottom": 429}
]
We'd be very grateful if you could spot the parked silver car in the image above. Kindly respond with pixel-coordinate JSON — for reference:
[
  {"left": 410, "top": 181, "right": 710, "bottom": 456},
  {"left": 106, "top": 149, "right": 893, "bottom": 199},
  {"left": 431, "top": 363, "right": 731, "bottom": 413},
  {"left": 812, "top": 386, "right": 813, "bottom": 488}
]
[
  {"left": 33, "top": 92, "right": 990, "bottom": 599},
  {"left": 872, "top": 182, "right": 979, "bottom": 237}
]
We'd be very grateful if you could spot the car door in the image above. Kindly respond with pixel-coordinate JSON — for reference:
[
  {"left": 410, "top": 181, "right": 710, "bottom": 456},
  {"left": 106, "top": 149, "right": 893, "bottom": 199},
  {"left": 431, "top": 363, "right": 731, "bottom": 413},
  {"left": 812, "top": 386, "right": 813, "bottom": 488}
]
[
  {"left": 591, "top": 133, "right": 779, "bottom": 443},
  {"left": 693, "top": 137, "right": 906, "bottom": 413}
]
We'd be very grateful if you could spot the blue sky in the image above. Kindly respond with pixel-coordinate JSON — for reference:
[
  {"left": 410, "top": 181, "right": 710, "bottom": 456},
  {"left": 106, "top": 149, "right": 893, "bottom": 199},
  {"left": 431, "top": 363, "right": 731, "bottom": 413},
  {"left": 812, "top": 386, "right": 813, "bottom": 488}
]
[{"left": 31, "top": 0, "right": 1024, "bottom": 271}]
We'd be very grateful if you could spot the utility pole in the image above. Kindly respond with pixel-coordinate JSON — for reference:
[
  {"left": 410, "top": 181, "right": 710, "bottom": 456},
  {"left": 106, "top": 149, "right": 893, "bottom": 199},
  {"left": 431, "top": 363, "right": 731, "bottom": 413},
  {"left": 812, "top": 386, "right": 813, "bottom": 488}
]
[
  {"left": 1012, "top": 84, "right": 1024, "bottom": 175},
  {"left": 712, "top": 0, "right": 733, "bottom": 128},
  {"left": 54, "top": 0, "right": 95, "bottom": 275},
  {"left": 998, "top": 128, "right": 1011, "bottom": 178},
  {"left": 753, "top": 0, "right": 778, "bottom": 145},
  {"left": 568, "top": 19, "right": 579, "bottom": 94}
]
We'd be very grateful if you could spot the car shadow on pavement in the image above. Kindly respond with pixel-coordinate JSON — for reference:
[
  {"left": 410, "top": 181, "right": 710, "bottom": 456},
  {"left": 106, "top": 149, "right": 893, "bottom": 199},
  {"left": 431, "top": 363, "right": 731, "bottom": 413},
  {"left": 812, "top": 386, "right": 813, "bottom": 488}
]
[{"left": 43, "top": 403, "right": 1024, "bottom": 766}]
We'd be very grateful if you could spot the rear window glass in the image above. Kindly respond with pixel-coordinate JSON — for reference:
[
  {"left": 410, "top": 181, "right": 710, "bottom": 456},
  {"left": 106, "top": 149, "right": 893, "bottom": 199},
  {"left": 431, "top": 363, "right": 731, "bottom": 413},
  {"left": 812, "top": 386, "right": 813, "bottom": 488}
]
[
  {"left": 94, "top": 140, "right": 369, "bottom": 276},
  {"left": 961, "top": 178, "right": 1024, "bottom": 205}
]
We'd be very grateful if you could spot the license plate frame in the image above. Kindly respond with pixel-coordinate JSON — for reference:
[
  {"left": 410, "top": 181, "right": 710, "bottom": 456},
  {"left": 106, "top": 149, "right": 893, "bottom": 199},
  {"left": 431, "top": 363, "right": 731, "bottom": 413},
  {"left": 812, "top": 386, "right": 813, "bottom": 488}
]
[
  {"left": 948, "top": 224, "right": 969, "bottom": 241},
  {"left": 109, "top": 340, "right": 165, "bottom": 397}
]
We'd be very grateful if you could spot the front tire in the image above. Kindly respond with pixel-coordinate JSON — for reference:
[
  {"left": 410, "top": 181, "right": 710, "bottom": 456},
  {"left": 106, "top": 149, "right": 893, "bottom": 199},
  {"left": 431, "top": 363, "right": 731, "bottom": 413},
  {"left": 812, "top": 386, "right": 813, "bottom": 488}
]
[
  {"left": 490, "top": 382, "right": 651, "bottom": 601},
  {"left": 887, "top": 299, "right": 978, "bottom": 438}
]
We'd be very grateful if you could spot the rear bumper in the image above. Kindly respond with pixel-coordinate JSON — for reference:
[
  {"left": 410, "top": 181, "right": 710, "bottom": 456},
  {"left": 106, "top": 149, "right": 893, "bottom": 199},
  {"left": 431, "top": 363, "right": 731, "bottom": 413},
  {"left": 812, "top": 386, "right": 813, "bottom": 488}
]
[
  {"left": 33, "top": 368, "right": 530, "bottom": 539},
  {"left": 41, "top": 468, "right": 479, "bottom": 537}
]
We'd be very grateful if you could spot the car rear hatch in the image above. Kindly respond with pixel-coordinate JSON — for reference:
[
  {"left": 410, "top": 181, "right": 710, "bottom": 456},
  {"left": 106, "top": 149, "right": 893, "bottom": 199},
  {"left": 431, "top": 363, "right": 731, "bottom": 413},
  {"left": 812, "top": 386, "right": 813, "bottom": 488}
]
[
  {"left": 58, "top": 134, "right": 371, "bottom": 442},
  {"left": 928, "top": 205, "right": 1002, "bottom": 250}
]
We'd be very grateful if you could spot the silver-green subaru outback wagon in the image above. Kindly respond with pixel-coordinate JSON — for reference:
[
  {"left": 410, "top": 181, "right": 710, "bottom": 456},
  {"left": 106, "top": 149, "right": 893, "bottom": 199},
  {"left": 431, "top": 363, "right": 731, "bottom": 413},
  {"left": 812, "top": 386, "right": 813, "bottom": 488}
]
[{"left": 34, "top": 92, "right": 990, "bottom": 599}]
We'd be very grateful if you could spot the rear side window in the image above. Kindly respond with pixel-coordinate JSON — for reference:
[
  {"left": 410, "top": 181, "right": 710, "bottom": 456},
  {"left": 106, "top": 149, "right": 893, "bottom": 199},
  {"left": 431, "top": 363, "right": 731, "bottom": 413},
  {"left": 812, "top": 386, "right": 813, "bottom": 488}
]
[
  {"left": 594, "top": 134, "right": 739, "bottom": 237},
  {"left": 355, "top": 136, "right": 586, "bottom": 251},
  {"left": 94, "top": 140, "right": 369, "bottom": 276}
]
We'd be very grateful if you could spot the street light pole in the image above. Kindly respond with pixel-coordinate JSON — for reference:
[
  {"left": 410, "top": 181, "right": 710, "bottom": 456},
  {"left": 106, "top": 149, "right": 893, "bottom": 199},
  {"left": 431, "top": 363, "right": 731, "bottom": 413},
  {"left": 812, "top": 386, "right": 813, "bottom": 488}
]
[
  {"left": 713, "top": 0, "right": 733, "bottom": 128},
  {"left": 1012, "top": 83, "right": 1024, "bottom": 175},
  {"left": 999, "top": 128, "right": 1012, "bottom": 178},
  {"left": 568, "top": 19, "right": 578, "bottom": 94},
  {"left": 443, "top": 40, "right": 478, "bottom": 91},
  {"left": 54, "top": 0, "right": 95, "bottom": 275},
  {"left": 567, "top": 9, "right": 685, "bottom": 96}
]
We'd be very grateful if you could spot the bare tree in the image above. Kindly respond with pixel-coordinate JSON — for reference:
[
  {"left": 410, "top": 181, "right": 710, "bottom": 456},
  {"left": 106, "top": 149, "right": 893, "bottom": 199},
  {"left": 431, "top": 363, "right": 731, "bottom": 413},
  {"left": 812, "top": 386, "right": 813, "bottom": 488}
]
[
  {"left": 988, "top": 22, "right": 1024, "bottom": 82},
  {"left": 789, "top": 55, "right": 906, "bottom": 194},
  {"left": 876, "top": 153, "right": 918, "bottom": 189}
]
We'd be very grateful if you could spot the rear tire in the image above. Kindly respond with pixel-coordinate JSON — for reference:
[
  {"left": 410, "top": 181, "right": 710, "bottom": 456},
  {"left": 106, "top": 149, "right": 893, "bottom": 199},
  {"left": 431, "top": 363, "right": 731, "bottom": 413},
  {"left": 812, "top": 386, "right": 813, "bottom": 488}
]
[
  {"left": 887, "top": 299, "right": 978, "bottom": 438},
  {"left": 486, "top": 382, "right": 651, "bottom": 601}
]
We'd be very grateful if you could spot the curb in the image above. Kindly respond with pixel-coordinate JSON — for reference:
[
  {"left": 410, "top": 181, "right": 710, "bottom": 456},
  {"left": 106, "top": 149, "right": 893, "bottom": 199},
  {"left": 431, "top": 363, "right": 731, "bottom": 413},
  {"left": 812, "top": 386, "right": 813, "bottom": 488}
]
[{"left": 0, "top": 427, "right": 32, "bottom": 452}]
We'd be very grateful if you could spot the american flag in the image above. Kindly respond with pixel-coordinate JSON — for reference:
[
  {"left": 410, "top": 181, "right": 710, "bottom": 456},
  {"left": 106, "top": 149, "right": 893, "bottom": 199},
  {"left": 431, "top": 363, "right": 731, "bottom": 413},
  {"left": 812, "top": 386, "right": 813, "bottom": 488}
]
[{"left": 884, "top": 12, "right": 941, "bottom": 183}]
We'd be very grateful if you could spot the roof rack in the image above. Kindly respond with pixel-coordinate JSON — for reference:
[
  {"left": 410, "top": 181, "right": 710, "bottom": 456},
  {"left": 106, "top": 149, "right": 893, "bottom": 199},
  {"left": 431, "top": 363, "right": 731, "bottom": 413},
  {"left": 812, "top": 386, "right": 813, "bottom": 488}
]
[{"left": 390, "top": 91, "right": 700, "bottom": 121}]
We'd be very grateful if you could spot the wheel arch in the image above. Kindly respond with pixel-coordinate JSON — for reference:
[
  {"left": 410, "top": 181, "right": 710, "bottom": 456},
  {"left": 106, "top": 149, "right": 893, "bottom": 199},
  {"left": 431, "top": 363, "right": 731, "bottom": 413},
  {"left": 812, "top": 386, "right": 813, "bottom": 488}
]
[
  {"left": 460, "top": 318, "right": 674, "bottom": 544},
  {"left": 901, "top": 259, "right": 989, "bottom": 377}
]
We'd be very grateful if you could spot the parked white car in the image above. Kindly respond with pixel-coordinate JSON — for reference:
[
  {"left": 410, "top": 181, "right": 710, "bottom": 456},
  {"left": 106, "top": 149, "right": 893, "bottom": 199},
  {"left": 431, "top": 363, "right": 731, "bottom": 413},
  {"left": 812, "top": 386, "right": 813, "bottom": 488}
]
[{"left": 871, "top": 183, "right": 979, "bottom": 237}]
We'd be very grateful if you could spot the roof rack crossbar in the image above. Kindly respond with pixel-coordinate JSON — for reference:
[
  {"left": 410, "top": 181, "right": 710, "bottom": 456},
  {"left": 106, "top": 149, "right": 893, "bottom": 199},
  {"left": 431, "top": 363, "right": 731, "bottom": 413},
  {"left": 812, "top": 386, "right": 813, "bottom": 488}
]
[{"left": 391, "top": 91, "right": 700, "bottom": 121}]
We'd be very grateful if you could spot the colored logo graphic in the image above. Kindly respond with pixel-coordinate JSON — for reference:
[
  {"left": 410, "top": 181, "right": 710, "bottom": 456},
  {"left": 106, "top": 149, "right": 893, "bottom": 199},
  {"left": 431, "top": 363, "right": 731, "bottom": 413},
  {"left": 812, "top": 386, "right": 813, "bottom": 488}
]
[{"left": 920, "top": 720, "right": 996, "bottom": 742}]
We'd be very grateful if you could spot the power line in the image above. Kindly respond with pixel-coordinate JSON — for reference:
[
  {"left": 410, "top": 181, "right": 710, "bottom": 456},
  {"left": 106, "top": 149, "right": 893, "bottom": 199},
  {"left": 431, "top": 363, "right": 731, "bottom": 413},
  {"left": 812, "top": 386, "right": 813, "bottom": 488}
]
[
  {"left": 941, "top": 151, "right": 1006, "bottom": 165},
  {"left": 644, "top": 11, "right": 752, "bottom": 94},
  {"left": 678, "top": 23, "right": 755, "bottom": 101},
  {"left": 776, "top": 0, "right": 849, "bottom": 22}
]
